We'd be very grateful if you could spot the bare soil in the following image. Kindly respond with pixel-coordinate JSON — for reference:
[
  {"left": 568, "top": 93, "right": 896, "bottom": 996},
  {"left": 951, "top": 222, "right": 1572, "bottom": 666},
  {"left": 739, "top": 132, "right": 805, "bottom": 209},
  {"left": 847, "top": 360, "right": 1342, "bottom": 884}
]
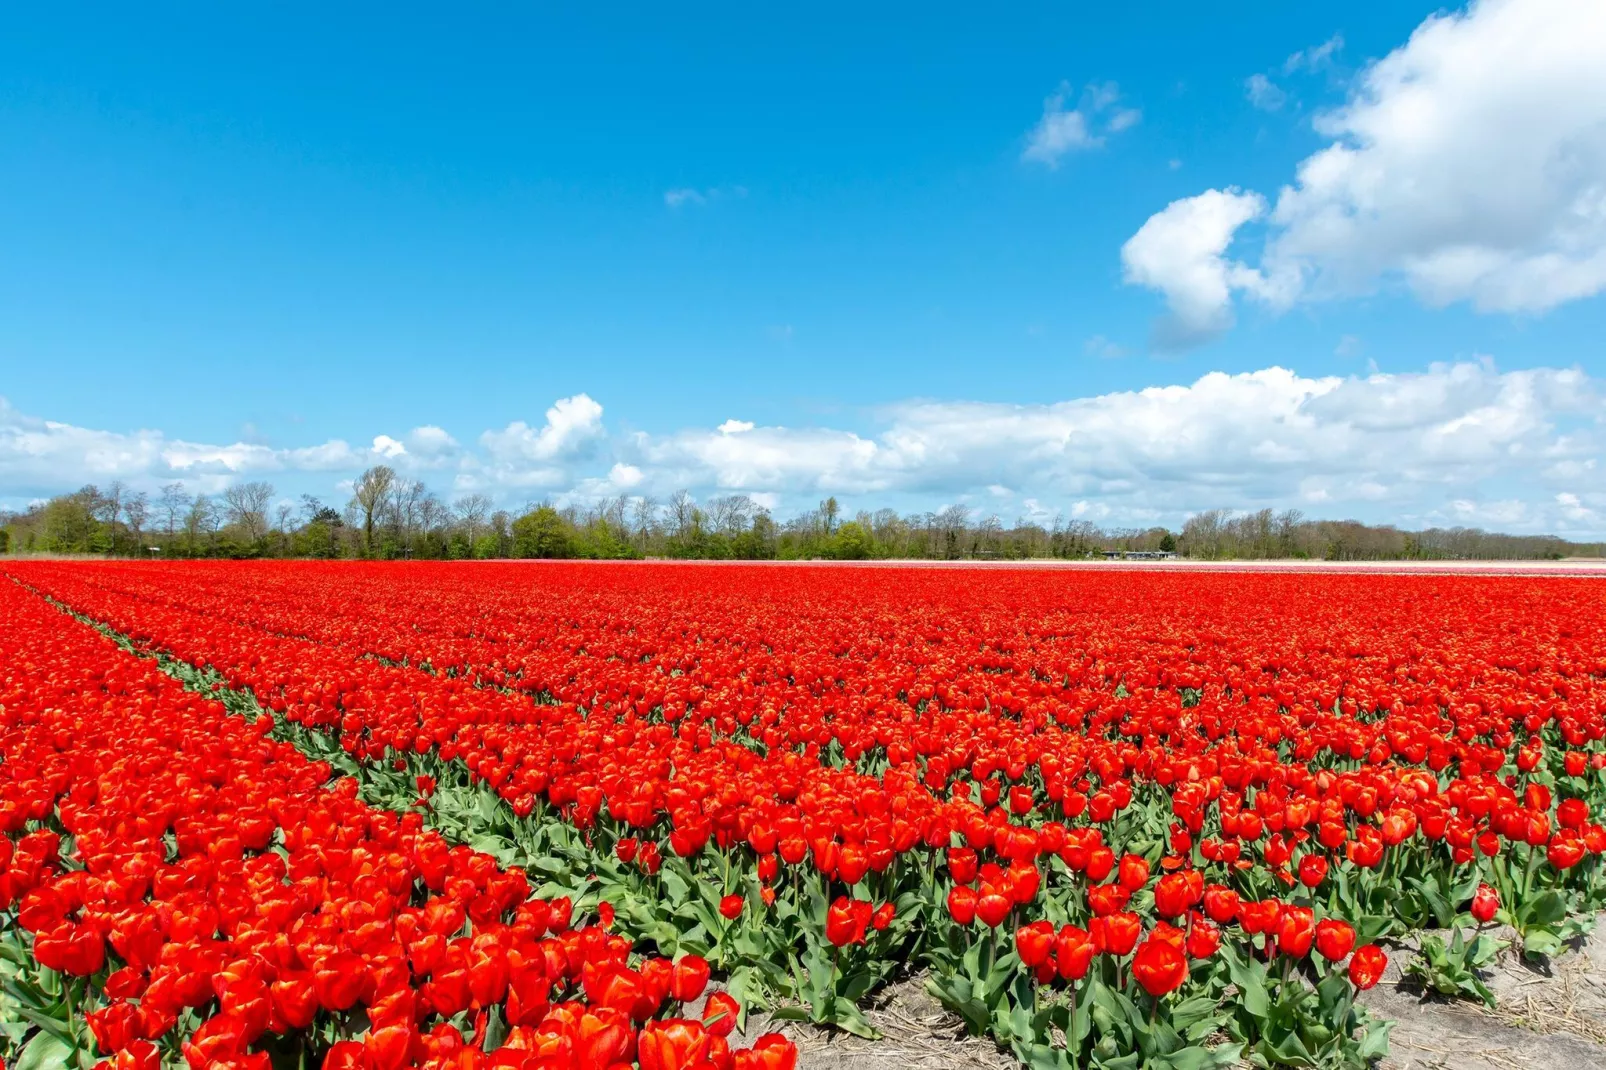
[
  {"left": 709, "top": 917, "right": 1606, "bottom": 1069},
  {"left": 1361, "top": 916, "right": 1606, "bottom": 1070}
]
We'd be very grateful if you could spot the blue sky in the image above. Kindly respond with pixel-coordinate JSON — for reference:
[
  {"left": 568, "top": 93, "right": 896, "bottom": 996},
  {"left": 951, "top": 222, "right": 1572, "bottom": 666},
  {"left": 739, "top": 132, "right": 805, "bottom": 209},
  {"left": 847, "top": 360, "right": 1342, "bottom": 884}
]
[{"left": 3, "top": 1, "right": 1604, "bottom": 535}]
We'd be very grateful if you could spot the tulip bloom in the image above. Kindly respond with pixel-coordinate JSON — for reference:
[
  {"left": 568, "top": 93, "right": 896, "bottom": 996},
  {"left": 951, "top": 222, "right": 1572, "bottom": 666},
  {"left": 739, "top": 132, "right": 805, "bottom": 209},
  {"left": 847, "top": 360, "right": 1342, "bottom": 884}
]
[
  {"left": 1132, "top": 937, "right": 1188, "bottom": 998},
  {"left": 670, "top": 955, "right": 711, "bottom": 1003},
  {"left": 734, "top": 1033, "right": 799, "bottom": 1070},
  {"left": 1202, "top": 885, "right": 1241, "bottom": 925},
  {"left": 1348, "top": 944, "right": 1388, "bottom": 989},
  {"left": 975, "top": 890, "right": 1013, "bottom": 929},
  {"left": 947, "top": 885, "right": 978, "bottom": 926},
  {"left": 1185, "top": 917, "right": 1221, "bottom": 960},
  {"left": 1014, "top": 921, "right": 1055, "bottom": 968},
  {"left": 1055, "top": 925, "right": 1095, "bottom": 981},
  {"left": 1153, "top": 873, "right": 1192, "bottom": 918},
  {"left": 1470, "top": 883, "right": 1500, "bottom": 924},
  {"left": 703, "top": 991, "right": 740, "bottom": 1037},
  {"left": 1314, "top": 919, "right": 1355, "bottom": 962},
  {"left": 1237, "top": 899, "right": 1282, "bottom": 936},
  {"left": 1093, "top": 912, "right": 1142, "bottom": 957},
  {"left": 638, "top": 1019, "right": 713, "bottom": 1070},
  {"left": 825, "top": 896, "right": 871, "bottom": 946},
  {"left": 1277, "top": 906, "right": 1315, "bottom": 958}
]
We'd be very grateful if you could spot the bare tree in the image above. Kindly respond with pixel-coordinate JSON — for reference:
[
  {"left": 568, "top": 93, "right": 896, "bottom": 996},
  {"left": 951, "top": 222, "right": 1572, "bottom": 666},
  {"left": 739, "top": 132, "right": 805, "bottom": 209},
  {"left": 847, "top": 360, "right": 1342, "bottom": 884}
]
[
  {"left": 600, "top": 495, "right": 630, "bottom": 532},
  {"left": 1065, "top": 520, "right": 1099, "bottom": 556},
  {"left": 158, "top": 483, "right": 191, "bottom": 536},
  {"left": 222, "top": 481, "right": 275, "bottom": 543},
  {"left": 299, "top": 495, "right": 330, "bottom": 523},
  {"left": 668, "top": 490, "right": 697, "bottom": 537},
  {"left": 185, "top": 494, "right": 218, "bottom": 547},
  {"left": 418, "top": 493, "right": 449, "bottom": 537},
  {"left": 123, "top": 492, "right": 150, "bottom": 551},
  {"left": 708, "top": 494, "right": 755, "bottom": 536},
  {"left": 101, "top": 480, "right": 127, "bottom": 527},
  {"left": 275, "top": 503, "right": 295, "bottom": 533},
  {"left": 819, "top": 496, "right": 841, "bottom": 535},
  {"left": 454, "top": 494, "right": 493, "bottom": 545},
  {"left": 1180, "top": 509, "right": 1229, "bottom": 560},
  {"left": 389, "top": 480, "right": 428, "bottom": 546},
  {"left": 632, "top": 496, "right": 659, "bottom": 544},
  {"left": 351, "top": 465, "right": 396, "bottom": 554},
  {"left": 935, "top": 504, "right": 969, "bottom": 558}
]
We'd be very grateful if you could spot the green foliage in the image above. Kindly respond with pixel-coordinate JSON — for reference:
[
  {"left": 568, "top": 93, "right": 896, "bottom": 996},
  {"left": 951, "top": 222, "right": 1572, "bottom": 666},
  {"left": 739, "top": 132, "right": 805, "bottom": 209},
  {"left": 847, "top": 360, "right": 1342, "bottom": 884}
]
[
  {"left": 1403, "top": 930, "right": 1504, "bottom": 1006},
  {"left": 511, "top": 505, "right": 574, "bottom": 558},
  {"left": 829, "top": 521, "right": 874, "bottom": 560},
  {"left": 572, "top": 519, "right": 639, "bottom": 560},
  {"left": 8, "top": 479, "right": 1601, "bottom": 562}
]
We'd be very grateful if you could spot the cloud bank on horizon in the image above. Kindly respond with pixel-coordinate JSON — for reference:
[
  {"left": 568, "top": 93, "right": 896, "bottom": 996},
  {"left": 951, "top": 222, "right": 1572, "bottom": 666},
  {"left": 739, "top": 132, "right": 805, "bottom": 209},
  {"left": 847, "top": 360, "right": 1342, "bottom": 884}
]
[{"left": 5, "top": 359, "right": 1601, "bottom": 536}]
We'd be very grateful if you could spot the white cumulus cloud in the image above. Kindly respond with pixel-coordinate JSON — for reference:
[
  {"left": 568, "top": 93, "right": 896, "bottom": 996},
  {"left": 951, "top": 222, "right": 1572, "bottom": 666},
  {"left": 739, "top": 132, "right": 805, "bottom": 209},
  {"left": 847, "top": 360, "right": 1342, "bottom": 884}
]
[
  {"left": 1120, "top": 189, "right": 1294, "bottom": 347},
  {"left": 1126, "top": 0, "right": 1606, "bottom": 342},
  {"left": 480, "top": 395, "right": 604, "bottom": 463}
]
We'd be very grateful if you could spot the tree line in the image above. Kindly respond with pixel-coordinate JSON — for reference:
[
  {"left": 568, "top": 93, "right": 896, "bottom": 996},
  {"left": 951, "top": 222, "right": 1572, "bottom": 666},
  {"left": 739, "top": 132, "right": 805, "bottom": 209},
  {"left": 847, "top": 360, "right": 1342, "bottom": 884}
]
[{"left": 2, "top": 469, "right": 1600, "bottom": 562}]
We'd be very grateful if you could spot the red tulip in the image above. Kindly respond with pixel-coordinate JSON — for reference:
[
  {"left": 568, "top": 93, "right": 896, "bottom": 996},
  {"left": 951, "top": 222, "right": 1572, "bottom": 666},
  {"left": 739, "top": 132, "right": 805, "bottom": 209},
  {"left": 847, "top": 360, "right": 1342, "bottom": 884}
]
[
  {"left": 1093, "top": 912, "right": 1142, "bottom": 956},
  {"left": 703, "top": 990, "right": 741, "bottom": 1036},
  {"left": 321, "top": 1041, "right": 370, "bottom": 1070},
  {"left": 1548, "top": 835, "right": 1585, "bottom": 870},
  {"left": 1185, "top": 917, "right": 1220, "bottom": 960},
  {"left": 639, "top": 1019, "right": 713, "bottom": 1070},
  {"left": 1117, "top": 854, "right": 1151, "bottom": 891},
  {"left": 1153, "top": 873, "right": 1192, "bottom": 918},
  {"left": 1132, "top": 937, "right": 1188, "bottom": 997},
  {"left": 1277, "top": 906, "right": 1315, "bottom": 958},
  {"left": 1297, "top": 854, "right": 1328, "bottom": 888},
  {"left": 1557, "top": 798, "right": 1588, "bottom": 829},
  {"left": 1470, "top": 883, "right": 1500, "bottom": 924},
  {"left": 975, "top": 891, "right": 1013, "bottom": 929},
  {"left": 1237, "top": 899, "right": 1282, "bottom": 936},
  {"left": 1055, "top": 925, "right": 1095, "bottom": 981},
  {"left": 825, "top": 896, "right": 871, "bottom": 946},
  {"left": 734, "top": 1033, "right": 798, "bottom": 1070},
  {"left": 1014, "top": 921, "right": 1055, "bottom": 968},
  {"left": 947, "top": 885, "right": 978, "bottom": 926},
  {"left": 1314, "top": 919, "right": 1355, "bottom": 962},
  {"left": 671, "top": 955, "right": 712, "bottom": 1003},
  {"left": 1348, "top": 944, "right": 1387, "bottom": 989},
  {"left": 1202, "top": 885, "right": 1241, "bottom": 925}
]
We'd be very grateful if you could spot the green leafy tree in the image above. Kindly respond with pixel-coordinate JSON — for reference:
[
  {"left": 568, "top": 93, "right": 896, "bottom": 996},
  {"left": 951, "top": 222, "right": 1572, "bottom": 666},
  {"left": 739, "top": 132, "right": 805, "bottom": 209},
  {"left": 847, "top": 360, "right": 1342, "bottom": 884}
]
[
  {"left": 831, "top": 521, "right": 874, "bottom": 560},
  {"left": 511, "top": 505, "right": 574, "bottom": 558}
]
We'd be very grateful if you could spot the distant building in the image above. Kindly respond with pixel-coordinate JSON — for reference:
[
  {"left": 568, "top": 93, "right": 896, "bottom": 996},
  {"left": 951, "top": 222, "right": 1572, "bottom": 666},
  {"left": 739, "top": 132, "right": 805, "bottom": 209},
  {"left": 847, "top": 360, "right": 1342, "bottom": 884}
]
[{"left": 1101, "top": 549, "right": 1178, "bottom": 560}]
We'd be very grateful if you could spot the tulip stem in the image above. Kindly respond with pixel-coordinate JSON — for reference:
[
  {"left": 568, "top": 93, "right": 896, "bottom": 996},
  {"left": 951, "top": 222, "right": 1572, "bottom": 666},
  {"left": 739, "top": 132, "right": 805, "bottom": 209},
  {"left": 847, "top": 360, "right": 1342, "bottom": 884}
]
[
  {"left": 62, "top": 975, "right": 79, "bottom": 1059},
  {"left": 1067, "top": 981, "right": 1078, "bottom": 1054}
]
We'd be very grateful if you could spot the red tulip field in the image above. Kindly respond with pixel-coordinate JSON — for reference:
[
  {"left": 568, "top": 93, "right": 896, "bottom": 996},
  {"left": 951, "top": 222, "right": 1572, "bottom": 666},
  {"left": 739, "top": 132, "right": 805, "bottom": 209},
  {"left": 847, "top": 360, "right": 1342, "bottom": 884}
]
[{"left": 3, "top": 561, "right": 1605, "bottom": 1070}]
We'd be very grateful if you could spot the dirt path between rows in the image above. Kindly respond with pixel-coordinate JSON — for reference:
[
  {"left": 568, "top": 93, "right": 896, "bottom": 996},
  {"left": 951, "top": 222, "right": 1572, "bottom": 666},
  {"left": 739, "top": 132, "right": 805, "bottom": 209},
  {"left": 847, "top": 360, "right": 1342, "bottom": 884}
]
[
  {"left": 1362, "top": 917, "right": 1606, "bottom": 1070},
  {"left": 711, "top": 916, "right": 1606, "bottom": 1069}
]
